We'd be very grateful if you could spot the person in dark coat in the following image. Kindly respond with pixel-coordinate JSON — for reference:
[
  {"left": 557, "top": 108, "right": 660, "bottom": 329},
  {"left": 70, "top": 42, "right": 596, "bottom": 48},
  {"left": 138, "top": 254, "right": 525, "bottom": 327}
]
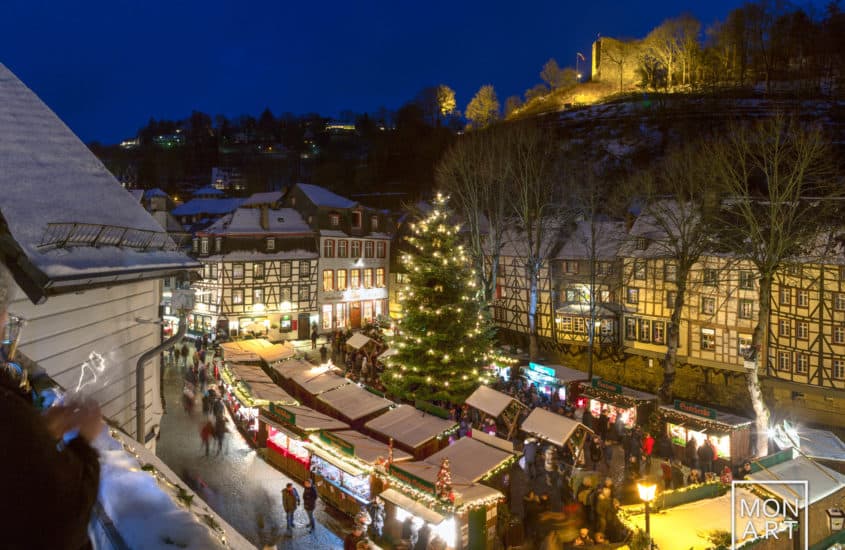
[
  {"left": 656, "top": 432, "right": 674, "bottom": 459},
  {"left": 685, "top": 437, "right": 699, "bottom": 469},
  {"left": 311, "top": 327, "right": 319, "bottom": 350},
  {"left": 697, "top": 438, "right": 715, "bottom": 474},
  {"left": 0, "top": 263, "right": 103, "bottom": 550},
  {"left": 523, "top": 438, "right": 538, "bottom": 479},
  {"left": 282, "top": 483, "right": 300, "bottom": 531},
  {"left": 582, "top": 407, "right": 594, "bottom": 431},
  {"left": 597, "top": 411, "right": 609, "bottom": 440},
  {"left": 302, "top": 479, "right": 318, "bottom": 532}
]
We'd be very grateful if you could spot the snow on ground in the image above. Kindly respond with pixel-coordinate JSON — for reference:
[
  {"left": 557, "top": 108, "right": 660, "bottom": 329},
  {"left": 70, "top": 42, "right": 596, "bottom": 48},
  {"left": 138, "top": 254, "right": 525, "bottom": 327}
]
[{"left": 95, "top": 429, "right": 254, "bottom": 550}]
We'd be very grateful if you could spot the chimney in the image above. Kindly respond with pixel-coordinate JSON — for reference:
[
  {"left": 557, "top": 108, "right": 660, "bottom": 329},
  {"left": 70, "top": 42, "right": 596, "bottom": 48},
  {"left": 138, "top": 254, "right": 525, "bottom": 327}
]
[{"left": 260, "top": 205, "right": 269, "bottom": 231}]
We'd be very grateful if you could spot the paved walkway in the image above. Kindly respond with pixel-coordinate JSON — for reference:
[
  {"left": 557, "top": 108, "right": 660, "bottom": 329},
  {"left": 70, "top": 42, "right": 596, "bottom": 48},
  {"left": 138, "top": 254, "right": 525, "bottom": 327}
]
[{"left": 156, "top": 347, "right": 351, "bottom": 550}]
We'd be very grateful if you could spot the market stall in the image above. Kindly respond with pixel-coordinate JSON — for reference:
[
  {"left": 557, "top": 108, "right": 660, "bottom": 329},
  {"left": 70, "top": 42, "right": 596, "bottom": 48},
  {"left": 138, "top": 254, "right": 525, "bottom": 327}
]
[
  {"left": 346, "top": 332, "right": 375, "bottom": 352},
  {"left": 660, "top": 400, "right": 752, "bottom": 468},
  {"left": 576, "top": 377, "right": 657, "bottom": 430},
  {"left": 307, "top": 429, "right": 411, "bottom": 517},
  {"left": 220, "top": 362, "right": 297, "bottom": 444},
  {"left": 220, "top": 338, "right": 295, "bottom": 365},
  {"left": 270, "top": 358, "right": 349, "bottom": 407},
  {"left": 316, "top": 383, "right": 394, "bottom": 428},
  {"left": 383, "top": 436, "right": 515, "bottom": 550},
  {"left": 365, "top": 404, "right": 458, "bottom": 459},
  {"left": 465, "top": 385, "right": 527, "bottom": 439},
  {"left": 258, "top": 402, "right": 348, "bottom": 482},
  {"left": 520, "top": 407, "right": 592, "bottom": 459},
  {"left": 521, "top": 361, "right": 587, "bottom": 402}
]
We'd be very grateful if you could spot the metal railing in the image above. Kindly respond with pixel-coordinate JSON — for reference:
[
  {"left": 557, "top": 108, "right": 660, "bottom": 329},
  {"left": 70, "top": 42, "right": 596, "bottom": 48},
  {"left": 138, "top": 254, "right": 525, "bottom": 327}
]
[{"left": 38, "top": 223, "right": 178, "bottom": 251}]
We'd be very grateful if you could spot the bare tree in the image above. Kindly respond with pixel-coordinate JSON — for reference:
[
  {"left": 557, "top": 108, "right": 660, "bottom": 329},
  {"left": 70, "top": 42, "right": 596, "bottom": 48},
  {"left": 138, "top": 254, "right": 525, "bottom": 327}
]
[
  {"left": 709, "top": 114, "right": 839, "bottom": 457},
  {"left": 601, "top": 39, "right": 638, "bottom": 92},
  {"left": 644, "top": 15, "right": 701, "bottom": 88},
  {"left": 627, "top": 143, "right": 718, "bottom": 403},
  {"left": 436, "top": 126, "right": 510, "bottom": 302},
  {"left": 506, "top": 122, "right": 571, "bottom": 360}
]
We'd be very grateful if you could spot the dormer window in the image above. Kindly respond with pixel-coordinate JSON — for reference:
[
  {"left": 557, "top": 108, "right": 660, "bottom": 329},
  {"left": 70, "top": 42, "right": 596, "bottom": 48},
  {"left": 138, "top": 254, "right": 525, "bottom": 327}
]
[
  {"left": 329, "top": 213, "right": 340, "bottom": 227},
  {"left": 636, "top": 237, "right": 648, "bottom": 250},
  {"left": 200, "top": 238, "right": 209, "bottom": 255},
  {"left": 351, "top": 211, "right": 362, "bottom": 229},
  {"left": 215, "top": 237, "right": 222, "bottom": 253},
  {"left": 266, "top": 238, "right": 275, "bottom": 251},
  {"left": 371, "top": 216, "right": 379, "bottom": 231}
]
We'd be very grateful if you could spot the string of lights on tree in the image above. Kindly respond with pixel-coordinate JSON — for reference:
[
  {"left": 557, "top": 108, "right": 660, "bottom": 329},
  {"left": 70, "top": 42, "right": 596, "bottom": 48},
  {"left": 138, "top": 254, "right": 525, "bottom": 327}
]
[{"left": 384, "top": 193, "right": 497, "bottom": 405}]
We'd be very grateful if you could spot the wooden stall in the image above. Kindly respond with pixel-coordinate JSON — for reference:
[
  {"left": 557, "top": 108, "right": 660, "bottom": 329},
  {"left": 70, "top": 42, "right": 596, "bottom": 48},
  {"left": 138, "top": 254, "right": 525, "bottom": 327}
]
[
  {"left": 520, "top": 361, "right": 587, "bottom": 402},
  {"left": 220, "top": 362, "right": 296, "bottom": 445},
  {"left": 577, "top": 377, "right": 657, "bottom": 430},
  {"left": 660, "top": 400, "right": 753, "bottom": 469},
  {"left": 316, "top": 383, "right": 394, "bottom": 428},
  {"left": 270, "top": 358, "right": 349, "bottom": 407},
  {"left": 465, "top": 385, "right": 527, "bottom": 440},
  {"left": 365, "top": 404, "right": 459, "bottom": 459},
  {"left": 306, "top": 429, "right": 411, "bottom": 517},
  {"left": 220, "top": 338, "right": 295, "bottom": 365},
  {"left": 520, "top": 407, "right": 592, "bottom": 464}
]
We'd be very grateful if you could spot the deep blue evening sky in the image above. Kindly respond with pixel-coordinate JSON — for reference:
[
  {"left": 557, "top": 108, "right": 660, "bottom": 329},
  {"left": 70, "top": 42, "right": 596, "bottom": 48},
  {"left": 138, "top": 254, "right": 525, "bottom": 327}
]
[{"left": 0, "top": 0, "right": 826, "bottom": 143}]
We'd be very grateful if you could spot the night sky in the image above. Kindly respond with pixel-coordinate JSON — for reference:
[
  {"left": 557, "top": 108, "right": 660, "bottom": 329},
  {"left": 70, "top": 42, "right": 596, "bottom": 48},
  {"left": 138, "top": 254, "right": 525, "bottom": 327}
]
[{"left": 0, "top": 0, "right": 825, "bottom": 144}]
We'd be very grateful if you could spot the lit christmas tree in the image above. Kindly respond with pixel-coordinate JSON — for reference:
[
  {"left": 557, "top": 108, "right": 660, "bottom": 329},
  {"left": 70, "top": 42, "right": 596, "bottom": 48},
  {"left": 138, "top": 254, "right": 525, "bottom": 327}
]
[{"left": 383, "top": 193, "right": 496, "bottom": 405}]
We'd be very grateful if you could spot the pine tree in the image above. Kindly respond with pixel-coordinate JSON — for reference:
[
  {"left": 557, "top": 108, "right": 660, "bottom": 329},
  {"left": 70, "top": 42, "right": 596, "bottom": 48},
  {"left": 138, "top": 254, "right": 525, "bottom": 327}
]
[{"left": 384, "top": 194, "right": 496, "bottom": 405}]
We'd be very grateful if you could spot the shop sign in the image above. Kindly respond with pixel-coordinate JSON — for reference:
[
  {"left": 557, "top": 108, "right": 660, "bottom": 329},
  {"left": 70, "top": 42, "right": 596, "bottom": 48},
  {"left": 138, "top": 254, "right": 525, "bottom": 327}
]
[
  {"left": 591, "top": 378, "right": 622, "bottom": 394},
  {"left": 267, "top": 403, "right": 296, "bottom": 425},
  {"left": 529, "top": 362, "right": 556, "bottom": 379},
  {"left": 674, "top": 400, "right": 716, "bottom": 420},
  {"left": 389, "top": 464, "right": 435, "bottom": 494},
  {"left": 319, "top": 430, "right": 354, "bottom": 456}
]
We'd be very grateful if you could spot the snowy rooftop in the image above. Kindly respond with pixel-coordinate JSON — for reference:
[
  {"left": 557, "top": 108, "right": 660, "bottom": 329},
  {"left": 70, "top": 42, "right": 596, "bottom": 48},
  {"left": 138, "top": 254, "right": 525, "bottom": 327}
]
[
  {"left": 192, "top": 186, "right": 224, "bottom": 197},
  {"left": 365, "top": 405, "right": 457, "bottom": 449},
  {"left": 0, "top": 64, "right": 198, "bottom": 292},
  {"left": 240, "top": 191, "right": 284, "bottom": 207},
  {"left": 554, "top": 220, "right": 627, "bottom": 260},
  {"left": 206, "top": 208, "right": 312, "bottom": 234},
  {"left": 296, "top": 183, "right": 357, "bottom": 209},
  {"left": 171, "top": 198, "right": 244, "bottom": 217},
  {"left": 144, "top": 188, "right": 168, "bottom": 199}
]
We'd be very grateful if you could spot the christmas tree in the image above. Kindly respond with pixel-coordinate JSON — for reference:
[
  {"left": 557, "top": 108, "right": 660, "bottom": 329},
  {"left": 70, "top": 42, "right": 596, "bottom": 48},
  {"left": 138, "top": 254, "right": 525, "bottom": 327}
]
[{"left": 383, "top": 193, "right": 496, "bottom": 405}]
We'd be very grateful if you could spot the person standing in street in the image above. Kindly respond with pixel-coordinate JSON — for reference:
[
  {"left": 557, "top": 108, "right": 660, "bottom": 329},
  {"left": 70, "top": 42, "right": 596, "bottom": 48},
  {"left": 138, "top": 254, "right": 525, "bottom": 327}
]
[
  {"left": 311, "top": 326, "right": 318, "bottom": 350},
  {"left": 302, "top": 479, "right": 318, "bottom": 532},
  {"left": 283, "top": 482, "right": 300, "bottom": 532}
]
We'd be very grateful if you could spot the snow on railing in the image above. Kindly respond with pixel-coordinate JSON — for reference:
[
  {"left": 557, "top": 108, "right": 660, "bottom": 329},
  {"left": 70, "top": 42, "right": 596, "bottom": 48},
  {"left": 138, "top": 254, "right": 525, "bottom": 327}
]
[
  {"left": 38, "top": 222, "right": 178, "bottom": 251},
  {"left": 93, "top": 428, "right": 254, "bottom": 550}
]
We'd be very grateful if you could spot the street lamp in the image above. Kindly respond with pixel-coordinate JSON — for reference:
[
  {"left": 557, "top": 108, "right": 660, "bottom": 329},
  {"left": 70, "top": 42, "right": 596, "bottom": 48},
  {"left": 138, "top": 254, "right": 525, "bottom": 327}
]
[{"left": 637, "top": 482, "right": 657, "bottom": 546}]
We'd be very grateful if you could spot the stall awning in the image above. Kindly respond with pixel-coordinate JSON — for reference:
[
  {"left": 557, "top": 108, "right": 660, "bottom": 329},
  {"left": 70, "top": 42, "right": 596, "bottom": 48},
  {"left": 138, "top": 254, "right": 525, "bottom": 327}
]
[
  {"left": 317, "top": 384, "right": 393, "bottom": 422},
  {"left": 465, "top": 385, "right": 520, "bottom": 418},
  {"left": 421, "top": 436, "right": 514, "bottom": 483},
  {"left": 379, "top": 488, "right": 444, "bottom": 525},
  {"left": 365, "top": 405, "right": 457, "bottom": 450},
  {"left": 273, "top": 360, "right": 350, "bottom": 396},
  {"left": 346, "top": 332, "right": 372, "bottom": 350},
  {"left": 262, "top": 404, "right": 349, "bottom": 432},
  {"left": 521, "top": 408, "right": 590, "bottom": 448},
  {"left": 260, "top": 415, "right": 303, "bottom": 441},
  {"left": 581, "top": 380, "right": 658, "bottom": 406},
  {"left": 748, "top": 455, "right": 845, "bottom": 506}
]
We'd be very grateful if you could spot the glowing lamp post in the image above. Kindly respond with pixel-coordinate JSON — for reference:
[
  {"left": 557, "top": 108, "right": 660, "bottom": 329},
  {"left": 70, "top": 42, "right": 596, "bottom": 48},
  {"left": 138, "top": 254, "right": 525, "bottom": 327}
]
[{"left": 637, "top": 482, "right": 657, "bottom": 546}]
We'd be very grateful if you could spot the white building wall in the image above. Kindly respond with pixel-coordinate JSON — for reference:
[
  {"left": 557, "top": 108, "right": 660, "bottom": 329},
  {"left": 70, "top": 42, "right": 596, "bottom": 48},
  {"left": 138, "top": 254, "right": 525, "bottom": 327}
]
[{"left": 10, "top": 279, "right": 163, "bottom": 447}]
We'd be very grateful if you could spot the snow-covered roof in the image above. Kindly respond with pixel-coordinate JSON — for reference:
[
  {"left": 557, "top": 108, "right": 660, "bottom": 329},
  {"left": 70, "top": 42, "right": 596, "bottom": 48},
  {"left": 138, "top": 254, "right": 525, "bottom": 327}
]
[
  {"left": 171, "top": 198, "right": 244, "bottom": 217},
  {"left": 260, "top": 403, "right": 349, "bottom": 432},
  {"left": 192, "top": 186, "right": 224, "bottom": 197},
  {"left": 317, "top": 383, "right": 393, "bottom": 422},
  {"left": 554, "top": 220, "right": 627, "bottom": 260},
  {"left": 421, "top": 435, "right": 514, "bottom": 482},
  {"left": 272, "top": 360, "right": 349, "bottom": 395},
  {"left": 748, "top": 455, "right": 845, "bottom": 505},
  {"left": 297, "top": 183, "right": 357, "bottom": 209},
  {"left": 0, "top": 64, "right": 199, "bottom": 299},
  {"left": 365, "top": 405, "right": 457, "bottom": 449},
  {"left": 144, "top": 188, "right": 168, "bottom": 199},
  {"left": 206, "top": 207, "right": 311, "bottom": 234},
  {"left": 241, "top": 191, "right": 284, "bottom": 207},
  {"left": 129, "top": 189, "right": 144, "bottom": 202},
  {"left": 314, "top": 429, "right": 410, "bottom": 464},
  {"left": 466, "top": 385, "right": 520, "bottom": 418},
  {"left": 201, "top": 250, "right": 318, "bottom": 262},
  {"left": 521, "top": 408, "right": 589, "bottom": 447},
  {"left": 346, "top": 332, "right": 372, "bottom": 350}
]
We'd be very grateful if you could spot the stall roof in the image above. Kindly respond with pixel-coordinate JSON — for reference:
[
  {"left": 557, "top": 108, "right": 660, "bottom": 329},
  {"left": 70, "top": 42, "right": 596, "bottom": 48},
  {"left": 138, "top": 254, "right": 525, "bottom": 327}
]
[
  {"left": 521, "top": 408, "right": 590, "bottom": 448},
  {"left": 247, "top": 381, "right": 296, "bottom": 404},
  {"left": 659, "top": 405, "right": 753, "bottom": 429},
  {"left": 346, "top": 333, "right": 372, "bottom": 350},
  {"left": 365, "top": 405, "right": 457, "bottom": 449},
  {"left": 379, "top": 488, "right": 445, "bottom": 525},
  {"left": 261, "top": 404, "right": 348, "bottom": 432},
  {"left": 227, "top": 363, "right": 269, "bottom": 383},
  {"left": 421, "top": 436, "right": 514, "bottom": 483},
  {"left": 314, "top": 430, "right": 411, "bottom": 465},
  {"left": 391, "top": 462, "right": 504, "bottom": 504},
  {"left": 529, "top": 363, "right": 588, "bottom": 383},
  {"left": 272, "top": 361, "right": 349, "bottom": 396},
  {"left": 465, "top": 385, "right": 520, "bottom": 418},
  {"left": 748, "top": 455, "right": 845, "bottom": 506},
  {"left": 584, "top": 381, "right": 657, "bottom": 403},
  {"left": 221, "top": 339, "right": 295, "bottom": 364},
  {"left": 773, "top": 422, "right": 845, "bottom": 463},
  {"left": 317, "top": 384, "right": 393, "bottom": 422}
]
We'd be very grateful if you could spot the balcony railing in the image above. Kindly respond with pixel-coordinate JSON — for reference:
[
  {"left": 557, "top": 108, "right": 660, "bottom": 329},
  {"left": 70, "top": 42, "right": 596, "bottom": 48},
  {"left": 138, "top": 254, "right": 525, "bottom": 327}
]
[{"left": 37, "top": 222, "right": 178, "bottom": 251}]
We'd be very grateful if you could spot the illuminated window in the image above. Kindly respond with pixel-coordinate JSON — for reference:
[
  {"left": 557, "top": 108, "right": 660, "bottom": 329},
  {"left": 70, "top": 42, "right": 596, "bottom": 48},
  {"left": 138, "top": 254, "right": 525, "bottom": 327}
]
[
  {"left": 253, "top": 287, "right": 264, "bottom": 304},
  {"left": 254, "top": 263, "right": 264, "bottom": 279},
  {"left": 597, "top": 262, "right": 612, "bottom": 276},
  {"left": 266, "top": 238, "right": 275, "bottom": 251},
  {"left": 779, "top": 319, "right": 791, "bottom": 337},
  {"left": 638, "top": 319, "right": 651, "bottom": 342},
  {"left": 634, "top": 260, "right": 646, "bottom": 280},
  {"left": 700, "top": 328, "right": 716, "bottom": 351},
  {"left": 625, "top": 318, "right": 637, "bottom": 340},
  {"left": 376, "top": 268, "right": 385, "bottom": 287},
  {"left": 365, "top": 241, "right": 374, "bottom": 258},
  {"left": 703, "top": 269, "right": 718, "bottom": 286},
  {"left": 626, "top": 288, "right": 638, "bottom": 304},
  {"left": 350, "top": 269, "right": 361, "bottom": 288},
  {"left": 796, "top": 353, "right": 809, "bottom": 374},
  {"left": 573, "top": 318, "right": 586, "bottom": 333},
  {"left": 652, "top": 321, "right": 665, "bottom": 344},
  {"left": 701, "top": 297, "right": 716, "bottom": 314},
  {"left": 323, "top": 240, "right": 335, "bottom": 258},
  {"left": 280, "top": 262, "right": 291, "bottom": 278},
  {"left": 739, "top": 271, "right": 755, "bottom": 290},
  {"left": 351, "top": 211, "right": 362, "bottom": 229},
  {"left": 664, "top": 262, "right": 676, "bottom": 282},
  {"left": 322, "top": 305, "right": 333, "bottom": 330},
  {"left": 738, "top": 334, "right": 752, "bottom": 357},
  {"left": 835, "top": 359, "right": 845, "bottom": 380},
  {"left": 200, "top": 238, "right": 209, "bottom": 254},
  {"left": 338, "top": 240, "right": 349, "bottom": 258},
  {"left": 299, "top": 261, "right": 310, "bottom": 277},
  {"left": 376, "top": 241, "right": 386, "bottom": 258},
  {"left": 836, "top": 293, "right": 845, "bottom": 311},
  {"left": 335, "top": 303, "right": 346, "bottom": 327},
  {"left": 739, "top": 299, "right": 754, "bottom": 319},
  {"left": 337, "top": 269, "right": 347, "bottom": 290},
  {"left": 796, "top": 321, "right": 809, "bottom": 340},
  {"left": 779, "top": 288, "right": 791, "bottom": 306},
  {"left": 364, "top": 268, "right": 373, "bottom": 288},
  {"left": 192, "top": 238, "right": 199, "bottom": 253},
  {"left": 351, "top": 240, "right": 362, "bottom": 258},
  {"left": 329, "top": 213, "right": 340, "bottom": 227},
  {"left": 559, "top": 317, "right": 573, "bottom": 332},
  {"left": 215, "top": 237, "right": 222, "bottom": 252},
  {"left": 232, "top": 289, "right": 244, "bottom": 305},
  {"left": 564, "top": 261, "right": 579, "bottom": 275},
  {"left": 797, "top": 289, "right": 809, "bottom": 307},
  {"left": 299, "top": 286, "right": 309, "bottom": 301},
  {"left": 778, "top": 351, "right": 790, "bottom": 372},
  {"left": 232, "top": 263, "right": 244, "bottom": 279},
  {"left": 322, "top": 270, "right": 334, "bottom": 291},
  {"left": 835, "top": 325, "right": 845, "bottom": 344},
  {"left": 279, "top": 286, "right": 291, "bottom": 303}
]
